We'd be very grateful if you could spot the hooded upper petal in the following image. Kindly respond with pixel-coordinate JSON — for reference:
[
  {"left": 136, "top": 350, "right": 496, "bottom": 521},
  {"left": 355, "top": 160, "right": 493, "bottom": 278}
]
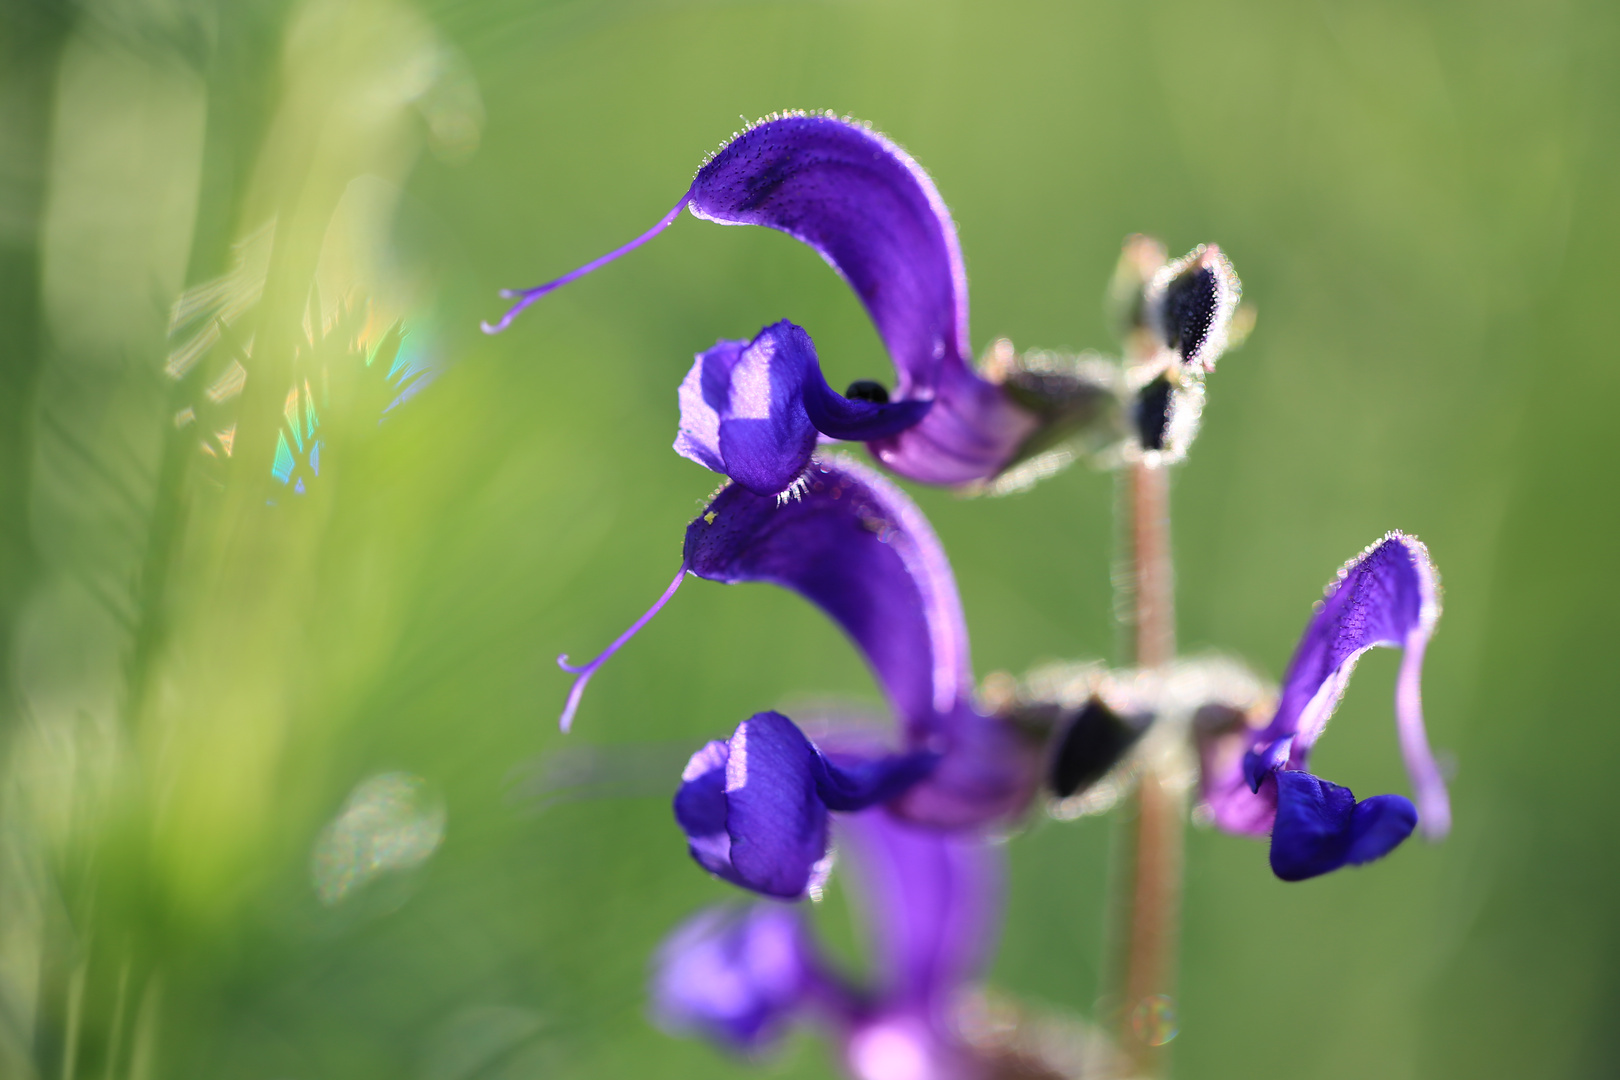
[
  {"left": 688, "top": 114, "right": 1039, "bottom": 486},
  {"left": 1243, "top": 532, "right": 1448, "bottom": 838},
  {"left": 676, "top": 321, "right": 931, "bottom": 497},
  {"left": 685, "top": 457, "right": 971, "bottom": 736},
  {"left": 689, "top": 115, "right": 968, "bottom": 395}
]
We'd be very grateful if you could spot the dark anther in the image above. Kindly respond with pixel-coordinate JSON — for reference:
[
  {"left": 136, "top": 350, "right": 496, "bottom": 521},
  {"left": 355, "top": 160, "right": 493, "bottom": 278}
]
[
  {"left": 845, "top": 379, "right": 890, "bottom": 404},
  {"left": 1163, "top": 265, "right": 1217, "bottom": 364},
  {"left": 1048, "top": 698, "right": 1144, "bottom": 799},
  {"left": 1134, "top": 375, "right": 1174, "bottom": 451}
]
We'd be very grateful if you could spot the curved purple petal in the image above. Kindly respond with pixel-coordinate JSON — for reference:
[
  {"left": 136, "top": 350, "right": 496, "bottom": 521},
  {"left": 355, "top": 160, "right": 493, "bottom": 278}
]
[
  {"left": 651, "top": 903, "right": 819, "bottom": 1051},
  {"left": 689, "top": 114, "right": 1037, "bottom": 486},
  {"left": 1246, "top": 532, "right": 1449, "bottom": 838},
  {"left": 837, "top": 809, "right": 1003, "bottom": 1013},
  {"left": 685, "top": 457, "right": 970, "bottom": 739},
  {"left": 676, "top": 322, "right": 934, "bottom": 497},
  {"left": 1269, "top": 770, "right": 1417, "bottom": 882},
  {"left": 1195, "top": 707, "right": 1278, "bottom": 838},
  {"left": 1345, "top": 794, "right": 1422, "bottom": 867},
  {"left": 801, "top": 373, "right": 933, "bottom": 442},
  {"left": 673, "top": 339, "right": 745, "bottom": 476},
  {"left": 690, "top": 115, "right": 968, "bottom": 395}
]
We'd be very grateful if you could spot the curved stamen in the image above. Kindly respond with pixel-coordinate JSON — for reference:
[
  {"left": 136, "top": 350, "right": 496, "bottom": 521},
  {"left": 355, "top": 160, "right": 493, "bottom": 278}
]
[
  {"left": 482, "top": 194, "right": 692, "bottom": 334},
  {"left": 556, "top": 565, "right": 688, "bottom": 732}
]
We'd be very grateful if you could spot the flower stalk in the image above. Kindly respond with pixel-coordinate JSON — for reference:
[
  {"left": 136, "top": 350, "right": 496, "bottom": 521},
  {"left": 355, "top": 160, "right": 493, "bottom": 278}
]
[{"left": 1110, "top": 458, "right": 1186, "bottom": 1077}]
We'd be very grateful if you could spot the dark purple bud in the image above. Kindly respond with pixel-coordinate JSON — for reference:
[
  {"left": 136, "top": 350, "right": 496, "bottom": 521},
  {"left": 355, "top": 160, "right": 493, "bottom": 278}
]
[
  {"left": 844, "top": 379, "right": 890, "bottom": 404},
  {"left": 1146, "top": 245, "right": 1241, "bottom": 374},
  {"left": 1133, "top": 375, "right": 1174, "bottom": 452},
  {"left": 1047, "top": 697, "right": 1146, "bottom": 799}
]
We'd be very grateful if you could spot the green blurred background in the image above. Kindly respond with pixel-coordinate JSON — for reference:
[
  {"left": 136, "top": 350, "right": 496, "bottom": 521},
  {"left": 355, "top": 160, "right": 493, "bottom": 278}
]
[{"left": 1, "top": 0, "right": 1615, "bottom": 1076}]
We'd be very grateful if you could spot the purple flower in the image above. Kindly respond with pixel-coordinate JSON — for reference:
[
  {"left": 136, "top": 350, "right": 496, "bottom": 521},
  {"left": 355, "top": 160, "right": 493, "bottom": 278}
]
[
  {"left": 674, "top": 320, "right": 930, "bottom": 498},
  {"left": 679, "top": 459, "right": 1040, "bottom": 834},
  {"left": 652, "top": 808, "right": 1004, "bottom": 1080},
  {"left": 485, "top": 112, "right": 1049, "bottom": 488},
  {"left": 650, "top": 902, "right": 818, "bottom": 1052},
  {"left": 673, "top": 713, "right": 934, "bottom": 899},
  {"left": 559, "top": 456, "right": 1040, "bottom": 896},
  {"left": 1197, "top": 532, "right": 1448, "bottom": 881}
]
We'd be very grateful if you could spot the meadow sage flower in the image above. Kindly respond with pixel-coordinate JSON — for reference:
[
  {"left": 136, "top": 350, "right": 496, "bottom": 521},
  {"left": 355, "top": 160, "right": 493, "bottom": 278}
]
[
  {"left": 559, "top": 455, "right": 1040, "bottom": 895},
  {"left": 488, "top": 111, "right": 1119, "bottom": 489},
  {"left": 1196, "top": 532, "right": 1449, "bottom": 880},
  {"left": 653, "top": 808, "right": 1006, "bottom": 1080}
]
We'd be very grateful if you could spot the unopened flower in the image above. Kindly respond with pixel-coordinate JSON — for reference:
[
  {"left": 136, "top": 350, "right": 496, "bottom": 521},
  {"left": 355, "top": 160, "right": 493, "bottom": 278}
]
[
  {"left": 1109, "top": 237, "right": 1243, "bottom": 463},
  {"left": 1197, "top": 532, "right": 1448, "bottom": 880}
]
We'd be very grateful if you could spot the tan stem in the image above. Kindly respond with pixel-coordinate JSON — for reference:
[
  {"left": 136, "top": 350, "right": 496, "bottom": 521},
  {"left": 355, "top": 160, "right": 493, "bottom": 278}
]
[{"left": 1110, "top": 460, "right": 1185, "bottom": 1079}]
